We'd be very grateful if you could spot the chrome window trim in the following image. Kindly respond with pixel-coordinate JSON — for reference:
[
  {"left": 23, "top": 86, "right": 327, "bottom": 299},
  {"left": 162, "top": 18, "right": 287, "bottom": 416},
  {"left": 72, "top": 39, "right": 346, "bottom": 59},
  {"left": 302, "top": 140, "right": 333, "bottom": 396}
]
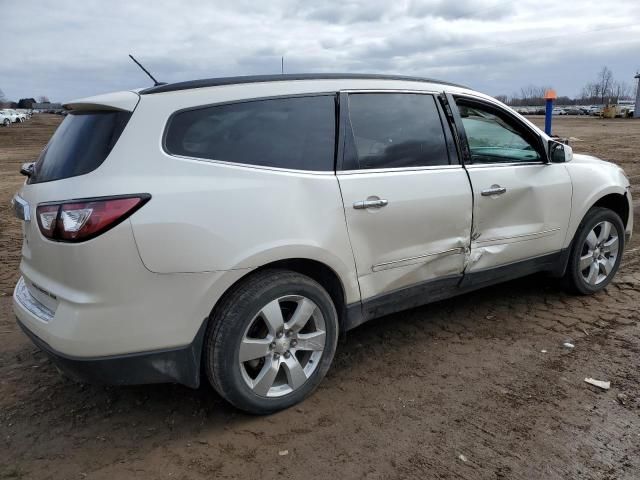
[
  {"left": 341, "top": 88, "right": 441, "bottom": 94},
  {"left": 464, "top": 162, "right": 548, "bottom": 169},
  {"left": 338, "top": 164, "right": 463, "bottom": 175},
  {"left": 165, "top": 152, "right": 337, "bottom": 176}
]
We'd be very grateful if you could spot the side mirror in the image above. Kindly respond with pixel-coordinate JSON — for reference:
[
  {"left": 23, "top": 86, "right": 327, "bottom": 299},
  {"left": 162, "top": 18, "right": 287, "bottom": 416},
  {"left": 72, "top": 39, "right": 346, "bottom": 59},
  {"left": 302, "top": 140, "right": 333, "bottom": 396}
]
[{"left": 549, "top": 140, "right": 573, "bottom": 163}]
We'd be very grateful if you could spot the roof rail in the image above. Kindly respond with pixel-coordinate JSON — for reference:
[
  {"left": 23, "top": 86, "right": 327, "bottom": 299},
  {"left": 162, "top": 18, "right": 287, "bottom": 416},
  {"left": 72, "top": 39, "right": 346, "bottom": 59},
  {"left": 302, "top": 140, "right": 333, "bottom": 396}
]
[{"left": 139, "top": 73, "right": 466, "bottom": 95}]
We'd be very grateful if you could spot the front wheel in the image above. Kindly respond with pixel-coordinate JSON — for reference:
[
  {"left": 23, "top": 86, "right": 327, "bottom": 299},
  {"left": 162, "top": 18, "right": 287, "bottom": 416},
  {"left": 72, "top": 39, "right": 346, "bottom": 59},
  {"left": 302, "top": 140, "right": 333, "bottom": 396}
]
[
  {"left": 563, "top": 207, "right": 624, "bottom": 294},
  {"left": 204, "top": 269, "right": 339, "bottom": 414}
]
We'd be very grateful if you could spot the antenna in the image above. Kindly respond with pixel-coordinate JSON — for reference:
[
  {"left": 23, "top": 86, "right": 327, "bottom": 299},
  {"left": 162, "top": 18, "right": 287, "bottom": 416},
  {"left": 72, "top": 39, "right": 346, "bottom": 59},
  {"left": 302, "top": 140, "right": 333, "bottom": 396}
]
[
  {"left": 128, "top": 54, "right": 164, "bottom": 86},
  {"left": 281, "top": 56, "right": 284, "bottom": 75}
]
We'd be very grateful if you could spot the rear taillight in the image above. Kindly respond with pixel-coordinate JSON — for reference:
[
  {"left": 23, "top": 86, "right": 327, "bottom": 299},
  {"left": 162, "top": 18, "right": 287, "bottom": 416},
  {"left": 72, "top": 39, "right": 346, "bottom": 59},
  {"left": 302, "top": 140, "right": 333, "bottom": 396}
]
[{"left": 36, "top": 194, "right": 150, "bottom": 242}]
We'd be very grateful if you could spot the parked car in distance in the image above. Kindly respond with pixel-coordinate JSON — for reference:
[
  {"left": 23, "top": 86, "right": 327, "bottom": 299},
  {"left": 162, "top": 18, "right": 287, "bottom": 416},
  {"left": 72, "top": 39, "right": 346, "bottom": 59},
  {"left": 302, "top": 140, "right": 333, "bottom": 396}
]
[
  {"left": 564, "top": 107, "right": 583, "bottom": 115},
  {"left": 12, "top": 74, "right": 633, "bottom": 414},
  {"left": 615, "top": 101, "right": 635, "bottom": 118},
  {"left": 0, "top": 110, "right": 12, "bottom": 126},
  {"left": 552, "top": 107, "right": 568, "bottom": 115},
  {"left": 16, "top": 109, "right": 32, "bottom": 119},
  {"left": 1, "top": 109, "right": 17, "bottom": 123},
  {"left": 589, "top": 105, "right": 604, "bottom": 116},
  {"left": 2, "top": 109, "right": 27, "bottom": 123}
]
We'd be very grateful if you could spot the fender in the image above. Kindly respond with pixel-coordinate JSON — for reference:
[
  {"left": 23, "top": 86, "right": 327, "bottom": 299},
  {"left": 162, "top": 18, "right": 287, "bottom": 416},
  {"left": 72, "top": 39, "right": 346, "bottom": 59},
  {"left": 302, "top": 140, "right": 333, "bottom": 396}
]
[{"left": 563, "top": 155, "right": 631, "bottom": 249}]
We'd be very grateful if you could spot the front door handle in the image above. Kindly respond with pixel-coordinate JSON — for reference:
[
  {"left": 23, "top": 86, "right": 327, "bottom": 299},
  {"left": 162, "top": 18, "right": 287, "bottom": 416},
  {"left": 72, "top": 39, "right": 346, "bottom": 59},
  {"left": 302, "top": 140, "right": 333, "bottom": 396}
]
[
  {"left": 481, "top": 185, "right": 507, "bottom": 196},
  {"left": 353, "top": 199, "right": 388, "bottom": 209}
]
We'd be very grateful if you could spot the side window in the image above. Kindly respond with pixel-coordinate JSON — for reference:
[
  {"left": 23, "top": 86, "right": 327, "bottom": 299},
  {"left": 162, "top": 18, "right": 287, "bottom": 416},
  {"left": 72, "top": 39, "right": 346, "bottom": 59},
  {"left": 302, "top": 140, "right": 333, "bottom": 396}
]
[
  {"left": 346, "top": 93, "right": 450, "bottom": 169},
  {"left": 165, "top": 95, "right": 335, "bottom": 171},
  {"left": 455, "top": 100, "right": 542, "bottom": 164}
]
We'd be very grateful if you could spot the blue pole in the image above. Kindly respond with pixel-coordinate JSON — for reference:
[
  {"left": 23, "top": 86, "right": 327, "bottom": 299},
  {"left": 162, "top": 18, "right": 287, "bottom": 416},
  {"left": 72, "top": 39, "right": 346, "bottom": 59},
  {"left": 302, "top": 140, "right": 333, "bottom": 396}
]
[{"left": 544, "top": 98, "right": 553, "bottom": 135}]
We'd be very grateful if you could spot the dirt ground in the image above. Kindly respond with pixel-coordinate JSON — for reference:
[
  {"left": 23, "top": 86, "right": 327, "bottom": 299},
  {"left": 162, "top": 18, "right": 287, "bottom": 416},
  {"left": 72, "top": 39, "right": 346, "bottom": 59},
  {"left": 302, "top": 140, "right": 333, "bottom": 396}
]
[{"left": 1, "top": 114, "right": 639, "bottom": 479}]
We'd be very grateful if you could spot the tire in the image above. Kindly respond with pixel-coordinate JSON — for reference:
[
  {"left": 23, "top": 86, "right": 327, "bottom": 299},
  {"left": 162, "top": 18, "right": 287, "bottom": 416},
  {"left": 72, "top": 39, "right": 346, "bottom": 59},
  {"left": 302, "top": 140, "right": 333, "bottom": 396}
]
[
  {"left": 2, "top": 119, "right": 8, "bottom": 127},
  {"left": 563, "top": 207, "right": 625, "bottom": 294},
  {"left": 204, "top": 269, "right": 339, "bottom": 414}
]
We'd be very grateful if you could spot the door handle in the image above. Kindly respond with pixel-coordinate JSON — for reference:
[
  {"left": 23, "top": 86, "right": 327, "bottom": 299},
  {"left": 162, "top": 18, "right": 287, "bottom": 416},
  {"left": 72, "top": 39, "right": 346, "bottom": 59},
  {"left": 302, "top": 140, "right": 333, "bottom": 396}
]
[
  {"left": 353, "top": 199, "right": 388, "bottom": 209},
  {"left": 481, "top": 185, "right": 507, "bottom": 196}
]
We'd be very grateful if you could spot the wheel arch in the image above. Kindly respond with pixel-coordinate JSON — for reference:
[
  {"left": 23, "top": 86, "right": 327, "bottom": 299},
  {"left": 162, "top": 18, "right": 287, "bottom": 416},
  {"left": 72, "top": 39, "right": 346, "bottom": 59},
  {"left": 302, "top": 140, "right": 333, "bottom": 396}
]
[
  {"left": 558, "top": 190, "right": 630, "bottom": 276},
  {"left": 590, "top": 192, "right": 630, "bottom": 228},
  {"left": 210, "top": 257, "right": 355, "bottom": 333}
]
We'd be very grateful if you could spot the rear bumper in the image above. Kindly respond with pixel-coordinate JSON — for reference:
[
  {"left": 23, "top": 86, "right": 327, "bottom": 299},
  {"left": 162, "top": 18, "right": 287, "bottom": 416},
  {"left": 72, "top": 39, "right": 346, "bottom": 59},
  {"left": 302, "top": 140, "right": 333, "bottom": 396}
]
[{"left": 16, "top": 316, "right": 206, "bottom": 388}]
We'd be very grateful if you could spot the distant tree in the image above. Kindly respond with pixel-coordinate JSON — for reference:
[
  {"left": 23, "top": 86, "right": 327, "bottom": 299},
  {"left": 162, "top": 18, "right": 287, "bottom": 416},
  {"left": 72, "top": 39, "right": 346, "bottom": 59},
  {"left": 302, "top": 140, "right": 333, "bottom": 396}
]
[
  {"left": 37, "top": 95, "right": 50, "bottom": 103},
  {"left": 577, "top": 66, "right": 632, "bottom": 104},
  {"left": 596, "top": 66, "right": 614, "bottom": 104},
  {"left": 18, "top": 98, "right": 37, "bottom": 109},
  {"left": 494, "top": 94, "right": 509, "bottom": 104},
  {"left": 580, "top": 82, "right": 601, "bottom": 103},
  {"left": 508, "top": 85, "right": 552, "bottom": 106},
  {"left": 611, "top": 81, "right": 631, "bottom": 101},
  {"left": 0, "top": 88, "right": 5, "bottom": 102},
  {"left": 555, "top": 96, "right": 574, "bottom": 106}
]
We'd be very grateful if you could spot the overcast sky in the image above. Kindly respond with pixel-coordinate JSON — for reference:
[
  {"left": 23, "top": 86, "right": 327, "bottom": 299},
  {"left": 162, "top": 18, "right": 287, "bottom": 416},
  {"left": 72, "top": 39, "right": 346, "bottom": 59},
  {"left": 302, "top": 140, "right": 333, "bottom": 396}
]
[{"left": 2, "top": 0, "right": 639, "bottom": 102}]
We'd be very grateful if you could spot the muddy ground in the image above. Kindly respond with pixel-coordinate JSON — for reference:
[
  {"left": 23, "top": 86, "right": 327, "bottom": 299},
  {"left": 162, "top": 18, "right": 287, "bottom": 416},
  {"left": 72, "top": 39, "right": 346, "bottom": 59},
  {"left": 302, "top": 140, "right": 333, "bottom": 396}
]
[{"left": 1, "top": 115, "right": 639, "bottom": 479}]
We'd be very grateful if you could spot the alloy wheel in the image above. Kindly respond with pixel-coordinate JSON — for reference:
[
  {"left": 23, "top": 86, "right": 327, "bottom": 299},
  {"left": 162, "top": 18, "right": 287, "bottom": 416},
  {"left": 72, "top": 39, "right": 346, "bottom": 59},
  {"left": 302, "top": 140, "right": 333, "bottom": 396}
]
[
  {"left": 579, "top": 220, "right": 619, "bottom": 286},
  {"left": 239, "top": 295, "right": 326, "bottom": 397}
]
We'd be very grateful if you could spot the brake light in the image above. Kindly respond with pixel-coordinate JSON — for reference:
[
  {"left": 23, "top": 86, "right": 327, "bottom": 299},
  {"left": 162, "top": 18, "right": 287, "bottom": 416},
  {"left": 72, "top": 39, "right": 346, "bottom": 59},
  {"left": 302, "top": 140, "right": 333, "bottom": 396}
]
[{"left": 36, "top": 194, "right": 150, "bottom": 242}]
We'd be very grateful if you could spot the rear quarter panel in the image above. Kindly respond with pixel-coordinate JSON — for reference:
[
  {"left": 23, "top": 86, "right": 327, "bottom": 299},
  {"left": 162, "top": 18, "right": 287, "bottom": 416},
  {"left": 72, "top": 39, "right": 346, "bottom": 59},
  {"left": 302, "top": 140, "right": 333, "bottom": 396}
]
[{"left": 121, "top": 86, "right": 361, "bottom": 304}]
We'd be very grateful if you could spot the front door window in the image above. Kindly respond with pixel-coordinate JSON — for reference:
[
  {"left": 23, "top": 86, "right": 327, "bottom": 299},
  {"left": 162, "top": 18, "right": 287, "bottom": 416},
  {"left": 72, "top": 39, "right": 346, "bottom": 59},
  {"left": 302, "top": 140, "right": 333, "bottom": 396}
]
[{"left": 456, "top": 101, "right": 542, "bottom": 164}]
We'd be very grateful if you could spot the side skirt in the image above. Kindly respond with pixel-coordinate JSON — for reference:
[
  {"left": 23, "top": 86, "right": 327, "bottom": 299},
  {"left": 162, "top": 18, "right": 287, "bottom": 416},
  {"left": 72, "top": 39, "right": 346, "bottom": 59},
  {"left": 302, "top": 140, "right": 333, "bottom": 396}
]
[{"left": 344, "top": 249, "right": 570, "bottom": 331}]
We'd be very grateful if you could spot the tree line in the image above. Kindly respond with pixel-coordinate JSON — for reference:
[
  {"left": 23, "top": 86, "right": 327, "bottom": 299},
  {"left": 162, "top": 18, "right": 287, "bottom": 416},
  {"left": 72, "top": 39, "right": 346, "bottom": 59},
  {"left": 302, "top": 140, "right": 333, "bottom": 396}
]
[
  {"left": 0, "top": 88, "right": 50, "bottom": 108},
  {"left": 497, "top": 66, "right": 637, "bottom": 106}
]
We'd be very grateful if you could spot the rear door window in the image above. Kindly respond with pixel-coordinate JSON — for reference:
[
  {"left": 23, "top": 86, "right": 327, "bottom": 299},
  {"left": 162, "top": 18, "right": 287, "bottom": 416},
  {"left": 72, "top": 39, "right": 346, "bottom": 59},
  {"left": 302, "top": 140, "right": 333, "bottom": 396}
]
[
  {"left": 165, "top": 95, "right": 336, "bottom": 171},
  {"left": 345, "top": 93, "right": 450, "bottom": 170},
  {"left": 30, "top": 110, "right": 132, "bottom": 184}
]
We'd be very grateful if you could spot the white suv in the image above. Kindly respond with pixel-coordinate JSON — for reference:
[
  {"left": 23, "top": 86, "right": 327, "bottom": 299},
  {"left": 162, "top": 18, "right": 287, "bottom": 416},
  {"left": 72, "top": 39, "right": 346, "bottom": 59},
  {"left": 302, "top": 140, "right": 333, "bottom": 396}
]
[{"left": 12, "top": 74, "right": 633, "bottom": 413}]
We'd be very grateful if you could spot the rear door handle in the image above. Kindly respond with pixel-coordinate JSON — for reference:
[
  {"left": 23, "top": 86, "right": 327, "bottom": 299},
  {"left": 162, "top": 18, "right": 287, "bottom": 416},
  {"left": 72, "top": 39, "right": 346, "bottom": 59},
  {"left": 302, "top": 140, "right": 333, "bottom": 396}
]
[
  {"left": 353, "top": 199, "right": 388, "bottom": 209},
  {"left": 481, "top": 185, "right": 507, "bottom": 196}
]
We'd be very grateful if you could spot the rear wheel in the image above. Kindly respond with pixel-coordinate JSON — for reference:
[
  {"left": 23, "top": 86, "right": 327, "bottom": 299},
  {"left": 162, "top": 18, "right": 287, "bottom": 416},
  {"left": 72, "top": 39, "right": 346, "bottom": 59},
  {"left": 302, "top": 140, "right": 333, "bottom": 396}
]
[
  {"left": 564, "top": 207, "right": 624, "bottom": 294},
  {"left": 3, "top": 119, "right": 9, "bottom": 127},
  {"left": 204, "top": 269, "right": 339, "bottom": 414}
]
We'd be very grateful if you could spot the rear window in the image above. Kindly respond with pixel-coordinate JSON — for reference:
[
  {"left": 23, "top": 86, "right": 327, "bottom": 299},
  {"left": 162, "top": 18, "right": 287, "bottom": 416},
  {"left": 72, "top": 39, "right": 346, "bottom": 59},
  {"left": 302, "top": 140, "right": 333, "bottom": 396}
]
[
  {"left": 30, "top": 110, "right": 131, "bottom": 184},
  {"left": 346, "top": 93, "right": 450, "bottom": 170},
  {"left": 164, "top": 95, "right": 336, "bottom": 171}
]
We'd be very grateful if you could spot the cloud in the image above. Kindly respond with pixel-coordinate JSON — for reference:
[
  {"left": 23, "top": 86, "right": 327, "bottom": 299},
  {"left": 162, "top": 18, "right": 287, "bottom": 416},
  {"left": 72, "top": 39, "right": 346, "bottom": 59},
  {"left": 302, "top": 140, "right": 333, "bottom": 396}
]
[
  {"left": 408, "top": 0, "right": 515, "bottom": 20},
  {"left": 1, "top": 0, "right": 639, "bottom": 101}
]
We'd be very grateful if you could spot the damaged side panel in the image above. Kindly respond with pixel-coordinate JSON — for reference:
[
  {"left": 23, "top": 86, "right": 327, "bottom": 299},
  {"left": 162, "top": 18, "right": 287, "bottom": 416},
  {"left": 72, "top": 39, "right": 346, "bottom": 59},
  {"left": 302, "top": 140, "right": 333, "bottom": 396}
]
[
  {"left": 464, "top": 163, "right": 572, "bottom": 272},
  {"left": 338, "top": 167, "right": 473, "bottom": 301}
]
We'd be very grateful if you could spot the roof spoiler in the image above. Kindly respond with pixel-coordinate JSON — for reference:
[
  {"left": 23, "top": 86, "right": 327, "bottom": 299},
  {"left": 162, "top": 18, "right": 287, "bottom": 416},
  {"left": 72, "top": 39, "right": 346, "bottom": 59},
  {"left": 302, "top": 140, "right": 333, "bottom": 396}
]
[{"left": 63, "top": 91, "right": 140, "bottom": 112}]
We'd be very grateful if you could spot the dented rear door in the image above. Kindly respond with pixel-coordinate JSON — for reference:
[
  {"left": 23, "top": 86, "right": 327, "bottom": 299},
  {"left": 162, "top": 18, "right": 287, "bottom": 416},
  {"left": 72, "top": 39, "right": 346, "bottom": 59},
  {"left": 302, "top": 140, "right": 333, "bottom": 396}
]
[{"left": 337, "top": 91, "right": 473, "bottom": 301}]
